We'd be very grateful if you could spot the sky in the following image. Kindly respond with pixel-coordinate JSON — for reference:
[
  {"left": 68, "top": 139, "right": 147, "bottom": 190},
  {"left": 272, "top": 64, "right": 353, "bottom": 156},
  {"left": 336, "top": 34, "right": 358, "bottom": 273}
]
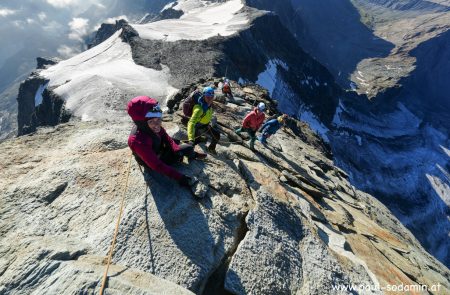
[
  {"left": 0, "top": 0, "right": 112, "bottom": 61},
  {"left": 0, "top": 0, "right": 129, "bottom": 92}
]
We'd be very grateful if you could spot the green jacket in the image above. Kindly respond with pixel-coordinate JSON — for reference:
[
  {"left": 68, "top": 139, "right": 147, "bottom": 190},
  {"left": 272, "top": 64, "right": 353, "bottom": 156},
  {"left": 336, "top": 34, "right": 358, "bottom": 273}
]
[{"left": 187, "top": 104, "right": 213, "bottom": 140}]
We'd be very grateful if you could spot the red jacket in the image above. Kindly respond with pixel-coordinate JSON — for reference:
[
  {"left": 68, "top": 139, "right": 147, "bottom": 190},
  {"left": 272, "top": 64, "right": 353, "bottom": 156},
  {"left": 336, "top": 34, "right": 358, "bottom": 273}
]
[
  {"left": 242, "top": 107, "right": 265, "bottom": 131},
  {"left": 128, "top": 127, "right": 183, "bottom": 181}
]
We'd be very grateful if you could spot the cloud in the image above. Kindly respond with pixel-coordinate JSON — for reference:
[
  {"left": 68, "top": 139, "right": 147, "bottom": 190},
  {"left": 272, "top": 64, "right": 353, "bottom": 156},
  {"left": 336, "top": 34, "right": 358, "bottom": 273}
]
[
  {"left": 12, "top": 20, "right": 25, "bottom": 29},
  {"left": 68, "top": 17, "right": 89, "bottom": 41},
  {"left": 95, "top": 3, "right": 107, "bottom": 9},
  {"left": 46, "top": 0, "right": 106, "bottom": 9},
  {"left": 38, "top": 12, "right": 47, "bottom": 21},
  {"left": 104, "top": 15, "right": 128, "bottom": 24},
  {"left": 94, "top": 15, "right": 128, "bottom": 30},
  {"left": 57, "top": 45, "right": 79, "bottom": 58},
  {"left": 42, "top": 20, "right": 62, "bottom": 33},
  {"left": 0, "top": 8, "right": 16, "bottom": 17},
  {"left": 46, "top": 0, "right": 79, "bottom": 8}
]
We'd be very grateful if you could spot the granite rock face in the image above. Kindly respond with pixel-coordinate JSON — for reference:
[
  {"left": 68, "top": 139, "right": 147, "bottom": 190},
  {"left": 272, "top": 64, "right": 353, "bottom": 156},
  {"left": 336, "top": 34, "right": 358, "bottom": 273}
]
[{"left": 1, "top": 82, "right": 449, "bottom": 294}]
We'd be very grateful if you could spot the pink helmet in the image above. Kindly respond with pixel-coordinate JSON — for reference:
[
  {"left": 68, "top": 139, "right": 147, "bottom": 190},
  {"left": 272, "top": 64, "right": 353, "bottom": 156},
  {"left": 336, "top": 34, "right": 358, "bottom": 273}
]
[{"left": 127, "top": 96, "right": 162, "bottom": 121}]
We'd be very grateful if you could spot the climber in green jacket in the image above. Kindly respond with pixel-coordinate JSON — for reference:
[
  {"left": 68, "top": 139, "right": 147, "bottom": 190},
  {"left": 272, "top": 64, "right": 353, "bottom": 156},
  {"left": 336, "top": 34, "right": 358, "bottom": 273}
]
[{"left": 187, "top": 86, "right": 221, "bottom": 154}]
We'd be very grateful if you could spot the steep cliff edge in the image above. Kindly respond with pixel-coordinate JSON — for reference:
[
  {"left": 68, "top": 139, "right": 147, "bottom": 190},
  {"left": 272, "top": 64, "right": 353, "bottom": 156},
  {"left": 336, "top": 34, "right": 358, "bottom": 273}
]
[
  {"left": 246, "top": 0, "right": 450, "bottom": 266},
  {"left": 1, "top": 82, "right": 449, "bottom": 294}
]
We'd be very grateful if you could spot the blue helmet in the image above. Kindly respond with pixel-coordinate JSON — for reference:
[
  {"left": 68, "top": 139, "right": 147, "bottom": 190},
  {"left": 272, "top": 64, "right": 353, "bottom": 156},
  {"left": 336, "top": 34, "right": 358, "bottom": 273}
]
[{"left": 203, "top": 86, "right": 215, "bottom": 97}]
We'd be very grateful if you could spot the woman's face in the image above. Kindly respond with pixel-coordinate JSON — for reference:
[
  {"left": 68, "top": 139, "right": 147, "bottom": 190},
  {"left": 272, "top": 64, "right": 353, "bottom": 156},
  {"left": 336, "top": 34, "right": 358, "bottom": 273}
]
[{"left": 147, "top": 118, "right": 162, "bottom": 133}]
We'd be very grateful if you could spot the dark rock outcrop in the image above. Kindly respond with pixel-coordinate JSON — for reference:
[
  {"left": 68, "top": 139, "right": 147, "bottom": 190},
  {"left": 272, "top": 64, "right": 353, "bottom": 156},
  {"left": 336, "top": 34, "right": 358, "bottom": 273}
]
[
  {"left": 129, "top": 11, "right": 340, "bottom": 126},
  {"left": 88, "top": 19, "right": 132, "bottom": 48},
  {"left": 17, "top": 74, "right": 48, "bottom": 135},
  {"left": 17, "top": 74, "right": 70, "bottom": 136},
  {"left": 36, "top": 57, "right": 60, "bottom": 70},
  {"left": 140, "top": 8, "right": 184, "bottom": 23}
]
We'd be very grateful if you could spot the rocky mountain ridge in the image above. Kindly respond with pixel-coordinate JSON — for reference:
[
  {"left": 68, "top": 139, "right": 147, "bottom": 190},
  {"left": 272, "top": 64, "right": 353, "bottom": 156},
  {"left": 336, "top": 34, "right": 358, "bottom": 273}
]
[
  {"left": 3, "top": 0, "right": 450, "bottom": 292},
  {"left": 1, "top": 81, "right": 449, "bottom": 294}
]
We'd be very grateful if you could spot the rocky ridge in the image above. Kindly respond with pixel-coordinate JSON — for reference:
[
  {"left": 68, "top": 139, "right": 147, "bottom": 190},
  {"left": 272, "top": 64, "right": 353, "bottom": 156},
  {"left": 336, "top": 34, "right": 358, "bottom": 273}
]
[{"left": 1, "top": 81, "right": 449, "bottom": 294}]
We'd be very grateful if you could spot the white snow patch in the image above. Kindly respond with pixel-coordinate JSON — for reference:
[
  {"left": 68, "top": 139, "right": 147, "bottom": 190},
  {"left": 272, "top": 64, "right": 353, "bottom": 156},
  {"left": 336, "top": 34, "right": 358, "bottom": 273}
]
[
  {"left": 256, "top": 59, "right": 288, "bottom": 96},
  {"left": 35, "top": 83, "right": 48, "bottom": 106},
  {"left": 355, "top": 135, "right": 362, "bottom": 146},
  {"left": 440, "top": 145, "right": 450, "bottom": 158},
  {"left": 298, "top": 109, "right": 329, "bottom": 142},
  {"left": 257, "top": 61, "right": 277, "bottom": 96},
  {"left": 333, "top": 102, "right": 422, "bottom": 138},
  {"left": 426, "top": 174, "right": 450, "bottom": 207},
  {"left": 172, "top": 0, "right": 206, "bottom": 12},
  {"left": 162, "top": 1, "right": 177, "bottom": 11},
  {"left": 332, "top": 99, "right": 345, "bottom": 126},
  {"left": 437, "top": 164, "right": 450, "bottom": 183},
  {"left": 41, "top": 30, "right": 178, "bottom": 121},
  {"left": 132, "top": 0, "right": 248, "bottom": 41}
]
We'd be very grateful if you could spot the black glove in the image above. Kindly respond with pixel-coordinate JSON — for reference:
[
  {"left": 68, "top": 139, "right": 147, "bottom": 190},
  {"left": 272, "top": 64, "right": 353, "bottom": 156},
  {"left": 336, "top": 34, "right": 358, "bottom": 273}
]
[
  {"left": 178, "top": 175, "right": 191, "bottom": 187},
  {"left": 187, "top": 140, "right": 195, "bottom": 146}
]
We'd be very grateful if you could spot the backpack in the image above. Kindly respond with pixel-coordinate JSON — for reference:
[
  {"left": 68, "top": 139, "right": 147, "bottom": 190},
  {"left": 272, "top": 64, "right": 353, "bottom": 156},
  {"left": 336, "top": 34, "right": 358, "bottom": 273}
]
[
  {"left": 182, "top": 90, "right": 203, "bottom": 117},
  {"left": 222, "top": 82, "right": 231, "bottom": 93}
]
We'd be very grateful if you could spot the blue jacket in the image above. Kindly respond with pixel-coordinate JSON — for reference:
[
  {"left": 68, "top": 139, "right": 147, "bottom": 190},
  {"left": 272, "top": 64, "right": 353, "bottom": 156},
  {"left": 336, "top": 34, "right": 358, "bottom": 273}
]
[{"left": 261, "top": 119, "right": 282, "bottom": 135}]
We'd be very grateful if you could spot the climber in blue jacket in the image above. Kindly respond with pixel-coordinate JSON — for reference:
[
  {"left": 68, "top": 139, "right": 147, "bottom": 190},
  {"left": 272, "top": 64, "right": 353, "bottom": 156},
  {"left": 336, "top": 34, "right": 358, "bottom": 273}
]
[{"left": 257, "top": 114, "right": 288, "bottom": 144}]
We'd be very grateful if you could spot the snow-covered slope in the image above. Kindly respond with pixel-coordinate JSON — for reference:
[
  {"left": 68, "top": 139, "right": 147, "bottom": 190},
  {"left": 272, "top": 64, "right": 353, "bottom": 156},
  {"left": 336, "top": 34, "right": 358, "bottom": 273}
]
[
  {"left": 132, "top": 0, "right": 248, "bottom": 41},
  {"left": 41, "top": 30, "right": 178, "bottom": 121}
]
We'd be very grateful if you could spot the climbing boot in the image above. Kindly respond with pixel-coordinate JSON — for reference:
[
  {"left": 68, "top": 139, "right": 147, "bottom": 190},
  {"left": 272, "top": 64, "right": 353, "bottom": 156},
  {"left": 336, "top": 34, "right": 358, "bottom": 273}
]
[
  {"left": 248, "top": 139, "right": 255, "bottom": 150},
  {"left": 207, "top": 145, "right": 217, "bottom": 155},
  {"left": 257, "top": 135, "right": 267, "bottom": 145}
]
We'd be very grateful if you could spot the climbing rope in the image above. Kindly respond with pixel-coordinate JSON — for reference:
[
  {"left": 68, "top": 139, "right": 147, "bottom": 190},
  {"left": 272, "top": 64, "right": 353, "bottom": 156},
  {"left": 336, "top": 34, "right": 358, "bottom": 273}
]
[{"left": 99, "top": 151, "right": 133, "bottom": 295}]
